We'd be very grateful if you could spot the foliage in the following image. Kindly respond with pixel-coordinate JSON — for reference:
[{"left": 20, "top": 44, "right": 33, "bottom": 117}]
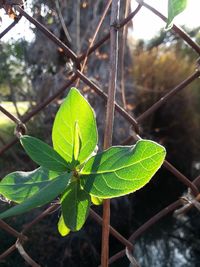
[
  {"left": 0, "top": 88, "right": 166, "bottom": 236},
  {"left": 146, "top": 26, "right": 200, "bottom": 54},
  {"left": 132, "top": 32, "right": 200, "bottom": 176},
  {"left": 0, "top": 40, "right": 29, "bottom": 100},
  {"left": 133, "top": 46, "right": 194, "bottom": 101}
]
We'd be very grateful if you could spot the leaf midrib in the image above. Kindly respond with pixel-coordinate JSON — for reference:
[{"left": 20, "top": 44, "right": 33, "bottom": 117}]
[{"left": 81, "top": 150, "right": 164, "bottom": 175}]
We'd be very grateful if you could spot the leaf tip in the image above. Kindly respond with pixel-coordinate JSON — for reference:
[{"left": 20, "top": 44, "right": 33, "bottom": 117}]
[
  {"left": 91, "top": 195, "right": 103, "bottom": 205},
  {"left": 58, "top": 215, "right": 71, "bottom": 237},
  {"left": 68, "top": 87, "right": 80, "bottom": 96}
]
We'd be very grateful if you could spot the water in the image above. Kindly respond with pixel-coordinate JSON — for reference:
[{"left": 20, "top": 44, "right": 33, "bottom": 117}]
[{"left": 129, "top": 214, "right": 200, "bottom": 267}]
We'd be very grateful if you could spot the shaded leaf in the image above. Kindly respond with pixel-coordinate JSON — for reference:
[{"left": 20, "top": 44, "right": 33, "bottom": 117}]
[
  {"left": 166, "top": 0, "right": 187, "bottom": 30},
  {"left": 80, "top": 140, "right": 166, "bottom": 198},
  {"left": 0, "top": 167, "right": 59, "bottom": 203},
  {"left": 52, "top": 88, "right": 98, "bottom": 168},
  {"left": 20, "top": 135, "right": 69, "bottom": 172},
  {"left": 0, "top": 172, "right": 72, "bottom": 219},
  {"left": 61, "top": 181, "right": 91, "bottom": 231},
  {"left": 72, "top": 121, "right": 82, "bottom": 167}
]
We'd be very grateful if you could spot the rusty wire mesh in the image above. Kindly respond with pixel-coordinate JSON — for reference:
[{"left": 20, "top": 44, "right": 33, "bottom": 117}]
[{"left": 0, "top": 0, "right": 200, "bottom": 266}]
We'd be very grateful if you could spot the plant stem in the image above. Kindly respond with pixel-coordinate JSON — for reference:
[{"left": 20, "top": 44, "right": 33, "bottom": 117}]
[{"left": 101, "top": 1, "right": 120, "bottom": 266}]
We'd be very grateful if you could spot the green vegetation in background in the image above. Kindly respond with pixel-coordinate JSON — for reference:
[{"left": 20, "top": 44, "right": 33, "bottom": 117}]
[
  {"left": 0, "top": 102, "right": 29, "bottom": 141},
  {"left": 0, "top": 40, "right": 29, "bottom": 101}
]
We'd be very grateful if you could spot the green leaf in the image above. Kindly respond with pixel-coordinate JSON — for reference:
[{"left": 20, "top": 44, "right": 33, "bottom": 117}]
[
  {"left": 166, "top": 0, "right": 187, "bottom": 30},
  {"left": 80, "top": 140, "right": 166, "bottom": 198},
  {"left": 20, "top": 135, "right": 69, "bottom": 172},
  {"left": 72, "top": 121, "right": 82, "bottom": 166},
  {"left": 58, "top": 214, "right": 70, "bottom": 236},
  {"left": 0, "top": 172, "right": 72, "bottom": 219},
  {"left": 61, "top": 181, "right": 91, "bottom": 231},
  {"left": 0, "top": 167, "right": 59, "bottom": 203},
  {"left": 52, "top": 88, "right": 98, "bottom": 168}
]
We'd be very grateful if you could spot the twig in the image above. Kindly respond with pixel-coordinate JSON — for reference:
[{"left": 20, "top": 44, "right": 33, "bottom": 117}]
[
  {"left": 78, "top": 3, "right": 142, "bottom": 62},
  {"left": 75, "top": 0, "right": 112, "bottom": 87},
  {"left": 119, "top": 0, "right": 130, "bottom": 109},
  {"left": 76, "top": 0, "right": 80, "bottom": 53},
  {"left": 55, "top": 0, "right": 72, "bottom": 44},
  {"left": 101, "top": 1, "right": 120, "bottom": 266}
]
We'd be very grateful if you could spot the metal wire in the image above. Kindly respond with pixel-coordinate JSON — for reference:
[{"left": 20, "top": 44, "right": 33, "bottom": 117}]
[{"left": 0, "top": 0, "right": 200, "bottom": 266}]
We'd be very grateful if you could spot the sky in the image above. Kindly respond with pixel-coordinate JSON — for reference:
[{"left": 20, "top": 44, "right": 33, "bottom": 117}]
[
  {"left": 0, "top": 0, "right": 199, "bottom": 42},
  {"left": 132, "top": 0, "right": 200, "bottom": 40}
]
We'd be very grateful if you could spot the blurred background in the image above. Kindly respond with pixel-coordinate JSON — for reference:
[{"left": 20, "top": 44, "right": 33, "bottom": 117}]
[{"left": 0, "top": 1, "right": 200, "bottom": 266}]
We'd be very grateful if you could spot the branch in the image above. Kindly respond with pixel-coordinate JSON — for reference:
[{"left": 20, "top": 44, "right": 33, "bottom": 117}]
[{"left": 101, "top": 1, "right": 120, "bottom": 266}]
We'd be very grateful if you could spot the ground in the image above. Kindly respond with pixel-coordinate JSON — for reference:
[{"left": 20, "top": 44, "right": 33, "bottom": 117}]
[{"left": 0, "top": 102, "right": 29, "bottom": 141}]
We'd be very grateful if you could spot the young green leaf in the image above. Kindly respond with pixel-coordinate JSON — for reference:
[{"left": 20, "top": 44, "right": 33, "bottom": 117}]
[
  {"left": 20, "top": 135, "right": 69, "bottom": 172},
  {"left": 61, "top": 181, "right": 91, "bottom": 231},
  {"left": 58, "top": 214, "right": 70, "bottom": 236},
  {"left": 166, "top": 0, "right": 187, "bottom": 30},
  {"left": 0, "top": 167, "right": 59, "bottom": 203},
  {"left": 71, "top": 121, "right": 82, "bottom": 167},
  {"left": 52, "top": 88, "right": 98, "bottom": 167},
  {"left": 0, "top": 172, "right": 72, "bottom": 219},
  {"left": 80, "top": 140, "right": 166, "bottom": 198}
]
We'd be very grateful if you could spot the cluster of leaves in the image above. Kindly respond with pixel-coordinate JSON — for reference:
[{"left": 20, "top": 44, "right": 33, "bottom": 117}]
[{"left": 0, "top": 88, "right": 166, "bottom": 236}]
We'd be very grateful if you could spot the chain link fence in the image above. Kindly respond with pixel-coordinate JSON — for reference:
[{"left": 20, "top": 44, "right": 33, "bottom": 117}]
[{"left": 0, "top": 0, "right": 200, "bottom": 266}]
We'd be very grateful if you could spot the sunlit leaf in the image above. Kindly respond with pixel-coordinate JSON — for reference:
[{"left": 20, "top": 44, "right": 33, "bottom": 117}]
[
  {"left": 81, "top": 140, "right": 166, "bottom": 198},
  {"left": 52, "top": 88, "right": 98, "bottom": 168}
]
